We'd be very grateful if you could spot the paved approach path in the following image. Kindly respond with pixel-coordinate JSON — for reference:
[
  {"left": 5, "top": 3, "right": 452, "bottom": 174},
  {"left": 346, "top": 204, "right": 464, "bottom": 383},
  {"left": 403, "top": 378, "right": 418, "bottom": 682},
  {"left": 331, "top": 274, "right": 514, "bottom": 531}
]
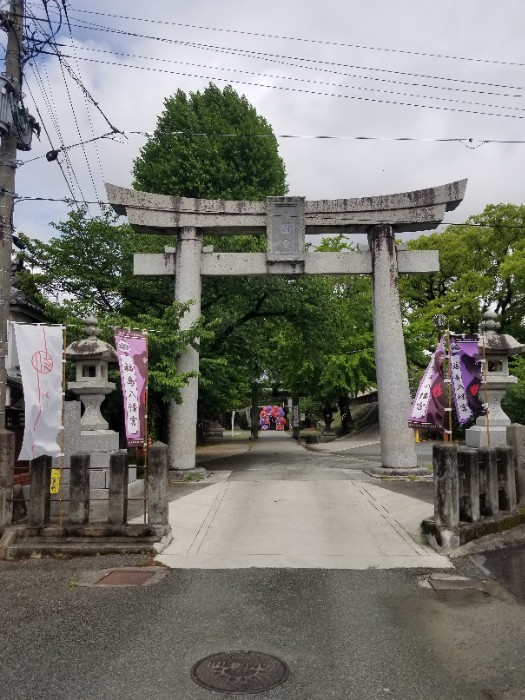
[{"left": 157, "top": 432, "right": 450, "bottom": 569}]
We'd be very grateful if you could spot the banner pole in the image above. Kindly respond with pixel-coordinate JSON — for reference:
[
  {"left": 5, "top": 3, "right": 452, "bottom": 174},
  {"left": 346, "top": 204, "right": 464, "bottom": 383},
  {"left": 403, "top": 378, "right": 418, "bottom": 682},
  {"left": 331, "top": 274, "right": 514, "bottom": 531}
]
[
  {"left": 59, "top": 325, "right": 66, "bottom": 526},
  {"left": 143, "top": 332, "right": 149, "bottom": 525},
  {"left": 445, "top": 330, "right": 453, "bottom": 442},
  {"left": 481, "top": 331, "right": 491, "bottom": 449}
]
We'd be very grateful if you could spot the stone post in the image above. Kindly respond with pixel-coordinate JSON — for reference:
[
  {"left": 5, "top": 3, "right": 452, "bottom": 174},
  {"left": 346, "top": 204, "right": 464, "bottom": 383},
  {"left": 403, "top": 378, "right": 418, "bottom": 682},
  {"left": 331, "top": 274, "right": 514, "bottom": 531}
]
[
  {"left": 250, "top": 384, "right": 259, "bottom": 440},
  {"left": 507, "top": 424, "right": 525, "bottom": 504},
  {"left": 0, "top": 429, "right": 14, "bottom": 531},
  {"left": 291, "top": 394, "right": 300, "bottom": 440},
  {"left": 29, "top": 455, "right": 51, "bottom": 527},
  {"left": 433, "top": 444, "right": 459, "bottom": 529},
  {"left": 496, "top": 446, "right": 517, "bottom": 512},
  {"left": 147, "top": 441, "right": 168, "bottom": 526},
  {"left": 69, "top": 453, "right": 90, "bottom": 526},
  {"left": 457, "top": 448, "right": 480, "bottom": 523},
  {"left": 367, "top": 224, "right": 417, "bottom": 470},
  {"left": 108, "top": 450, "right": 128, "bottom": 525},
  {"left": 169, "top": 227, "right": 203, "bottom": 472},
  {"left": 479, "top": 448, "right": 499, "bottom": 516}
]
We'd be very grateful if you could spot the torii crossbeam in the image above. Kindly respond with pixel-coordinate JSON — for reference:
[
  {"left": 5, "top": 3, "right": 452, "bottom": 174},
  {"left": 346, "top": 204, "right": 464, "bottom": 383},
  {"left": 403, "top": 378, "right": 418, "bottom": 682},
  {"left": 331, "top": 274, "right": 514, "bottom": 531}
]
[{"left": 107, "top": 179, "right": 467, "bottom": 474}]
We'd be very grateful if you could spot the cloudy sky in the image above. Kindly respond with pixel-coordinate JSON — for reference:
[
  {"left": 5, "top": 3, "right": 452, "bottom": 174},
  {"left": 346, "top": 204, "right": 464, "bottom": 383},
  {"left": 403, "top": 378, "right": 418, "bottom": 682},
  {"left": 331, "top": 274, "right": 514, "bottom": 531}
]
[{"left": 9, "top": 0, "right": 525, "bottom": 242}]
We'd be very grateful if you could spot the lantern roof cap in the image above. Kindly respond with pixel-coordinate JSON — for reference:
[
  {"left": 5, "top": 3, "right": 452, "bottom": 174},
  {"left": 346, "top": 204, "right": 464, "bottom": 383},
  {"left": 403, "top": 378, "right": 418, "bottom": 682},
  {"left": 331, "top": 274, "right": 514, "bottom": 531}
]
[{"left": 65, "top": 316, "right": 117, "bottom": 362}]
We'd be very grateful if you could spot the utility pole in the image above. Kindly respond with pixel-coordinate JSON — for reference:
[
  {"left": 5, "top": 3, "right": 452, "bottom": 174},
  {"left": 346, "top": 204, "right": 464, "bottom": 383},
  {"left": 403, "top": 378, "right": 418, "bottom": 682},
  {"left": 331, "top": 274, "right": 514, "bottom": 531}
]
[{"left": 0, "top": 0, "right": 23, "bottom": 530}]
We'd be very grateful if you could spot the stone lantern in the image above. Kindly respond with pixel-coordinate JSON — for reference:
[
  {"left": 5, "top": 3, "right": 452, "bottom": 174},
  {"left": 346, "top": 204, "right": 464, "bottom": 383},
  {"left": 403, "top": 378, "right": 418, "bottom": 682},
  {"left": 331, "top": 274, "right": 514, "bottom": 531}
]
[
  {"left": 66, "top": 317, "right": 117, "bottom": 431},
  {"left": 465, "top": 310, "right": 525, "bottom": 448}
]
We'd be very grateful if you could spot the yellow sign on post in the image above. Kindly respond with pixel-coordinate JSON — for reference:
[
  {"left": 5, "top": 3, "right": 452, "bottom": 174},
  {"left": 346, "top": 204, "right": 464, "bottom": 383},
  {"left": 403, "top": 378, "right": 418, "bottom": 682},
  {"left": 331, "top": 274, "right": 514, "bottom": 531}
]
[{"left": 50, "top": 468, "right": 61, "bottom": 495}]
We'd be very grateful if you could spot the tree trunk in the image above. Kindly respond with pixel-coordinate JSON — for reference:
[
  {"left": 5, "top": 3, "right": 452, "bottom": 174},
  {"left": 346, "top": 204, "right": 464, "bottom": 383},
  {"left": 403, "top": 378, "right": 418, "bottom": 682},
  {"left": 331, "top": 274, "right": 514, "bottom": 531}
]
[
  {"left": 338, "top": 395, "right": 353, "bottom": 435},
  {"left": 250, "top": 384, "right": 259, "bottom": 440}
]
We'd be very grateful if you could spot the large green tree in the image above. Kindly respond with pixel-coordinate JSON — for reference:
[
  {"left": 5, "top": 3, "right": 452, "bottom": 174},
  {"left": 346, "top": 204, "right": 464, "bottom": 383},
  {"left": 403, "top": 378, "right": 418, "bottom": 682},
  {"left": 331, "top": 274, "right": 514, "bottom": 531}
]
[
  {"left": 132, "top": 83, "right": 289, "bottom": 420},
  {"left": 133, "top": 83, "right": 287, "bottom": 200}
]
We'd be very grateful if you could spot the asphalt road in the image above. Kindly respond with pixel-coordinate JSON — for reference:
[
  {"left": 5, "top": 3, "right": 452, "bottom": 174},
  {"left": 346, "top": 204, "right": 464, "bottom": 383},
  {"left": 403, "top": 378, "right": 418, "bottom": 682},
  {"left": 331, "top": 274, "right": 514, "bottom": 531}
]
[
  {"left": 2, "top": 435, "right": 525, "bottom": 699},
  {"left": 2, "top": 555, "right": 525, "bottom": 700}
]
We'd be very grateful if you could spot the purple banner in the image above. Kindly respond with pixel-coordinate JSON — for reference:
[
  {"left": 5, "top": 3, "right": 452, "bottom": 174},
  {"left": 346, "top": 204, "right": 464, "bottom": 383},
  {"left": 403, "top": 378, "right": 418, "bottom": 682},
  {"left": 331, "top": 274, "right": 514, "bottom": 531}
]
[
  {"left": 408, "top": 339, "right": 446, "bottom": 431},
  {"left": 114, "top": 329, "right": 148, "bottom": 447},
  {"left": 449, "top": 335, "right": 485, "bottom": 425}
]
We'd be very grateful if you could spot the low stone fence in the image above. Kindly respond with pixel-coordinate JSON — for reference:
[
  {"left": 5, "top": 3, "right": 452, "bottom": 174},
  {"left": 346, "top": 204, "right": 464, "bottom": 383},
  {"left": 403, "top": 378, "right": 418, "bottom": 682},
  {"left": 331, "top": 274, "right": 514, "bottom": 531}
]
[
  {"left": 423, "top": 425, "right": 525, "bottom": 552},
  {"left": 0, "top": 442, "right": 172, "bottom": 559}
]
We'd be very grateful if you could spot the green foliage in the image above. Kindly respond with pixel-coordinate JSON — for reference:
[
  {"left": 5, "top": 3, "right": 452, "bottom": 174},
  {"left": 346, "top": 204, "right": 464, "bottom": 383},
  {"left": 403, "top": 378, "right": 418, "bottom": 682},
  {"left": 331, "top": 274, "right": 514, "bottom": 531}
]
[
  {"left": 403, "top": 203, "right": 525, "bottom": 341},
  {"left": 133, "top": 83, "right": 287, "bottom": 200},
  {"left": 266, "top": 236, "right": 376, "bottom": 406},
  {"left": 19, "top": 206, "right": 173, "bottom": 319},
  {"left": 502, "top": 356, "right": 525, "bottom": 425}
]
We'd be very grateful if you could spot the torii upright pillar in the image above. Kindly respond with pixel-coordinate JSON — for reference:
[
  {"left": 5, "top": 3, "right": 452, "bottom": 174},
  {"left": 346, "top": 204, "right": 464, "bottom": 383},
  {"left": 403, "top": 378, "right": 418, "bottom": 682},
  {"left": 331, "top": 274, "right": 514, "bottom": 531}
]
[
  {"left": 170, "top": 226, "right": 202, "bottom": 472},
  {"left": 106, "top": 179, "right": 467, "bottom": 474},
  {"left": 368, "top": 224, "right": 417, "bottom": 470}
]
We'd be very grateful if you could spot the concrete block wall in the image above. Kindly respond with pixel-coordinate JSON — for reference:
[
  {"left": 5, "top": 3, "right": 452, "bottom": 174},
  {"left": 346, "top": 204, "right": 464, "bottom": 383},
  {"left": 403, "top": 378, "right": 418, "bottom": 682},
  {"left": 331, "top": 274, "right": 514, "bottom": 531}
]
[{"left": 26, "top": 445, "right": 168, "bottom": 529}]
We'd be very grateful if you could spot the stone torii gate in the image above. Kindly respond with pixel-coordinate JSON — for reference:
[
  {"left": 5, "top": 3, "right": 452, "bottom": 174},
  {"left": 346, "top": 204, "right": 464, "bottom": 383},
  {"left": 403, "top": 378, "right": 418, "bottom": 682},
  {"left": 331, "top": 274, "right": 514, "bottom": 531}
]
[{"left": 106, "top": 179, "right": 467, "bottom": 474}]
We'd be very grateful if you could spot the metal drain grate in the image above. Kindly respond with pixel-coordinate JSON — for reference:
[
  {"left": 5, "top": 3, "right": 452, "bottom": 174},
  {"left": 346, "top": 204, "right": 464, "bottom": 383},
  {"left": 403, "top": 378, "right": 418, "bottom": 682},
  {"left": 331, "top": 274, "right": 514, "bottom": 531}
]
[
  {"left": 76, "top": 567, "right": 168, "bottom": 588},
  {"left": 191, "top": 651, "right": 289, "bottom": 694}
]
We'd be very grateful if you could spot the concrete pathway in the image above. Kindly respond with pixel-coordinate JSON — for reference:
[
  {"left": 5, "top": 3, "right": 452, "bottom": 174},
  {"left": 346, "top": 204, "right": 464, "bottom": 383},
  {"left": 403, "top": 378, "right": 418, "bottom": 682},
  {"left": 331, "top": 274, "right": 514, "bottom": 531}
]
[{"left": 157, "top": 432, "right": 450, "bottom": 570}]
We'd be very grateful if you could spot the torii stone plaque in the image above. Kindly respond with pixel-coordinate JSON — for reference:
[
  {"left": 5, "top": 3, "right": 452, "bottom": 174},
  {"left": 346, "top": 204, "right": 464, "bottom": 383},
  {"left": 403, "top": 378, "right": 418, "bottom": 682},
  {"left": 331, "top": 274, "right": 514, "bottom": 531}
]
[{"left": 106, "top": 179, "right": 467, "bottom": 474}]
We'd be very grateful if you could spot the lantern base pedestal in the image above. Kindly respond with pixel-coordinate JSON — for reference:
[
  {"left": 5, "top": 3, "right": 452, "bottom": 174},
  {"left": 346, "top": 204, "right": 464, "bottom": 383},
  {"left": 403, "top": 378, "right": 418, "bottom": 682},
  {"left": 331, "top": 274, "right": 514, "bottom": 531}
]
[{"left": 465, "top": 425, "right": 509, "bottom": 449}]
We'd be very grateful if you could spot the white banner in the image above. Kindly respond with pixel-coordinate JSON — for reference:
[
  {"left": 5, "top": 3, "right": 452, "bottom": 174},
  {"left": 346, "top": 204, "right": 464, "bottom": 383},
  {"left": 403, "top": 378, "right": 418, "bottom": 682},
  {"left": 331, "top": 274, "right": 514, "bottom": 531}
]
[{"left": 14, "top": 324, "right": 64, "bottom": 461}]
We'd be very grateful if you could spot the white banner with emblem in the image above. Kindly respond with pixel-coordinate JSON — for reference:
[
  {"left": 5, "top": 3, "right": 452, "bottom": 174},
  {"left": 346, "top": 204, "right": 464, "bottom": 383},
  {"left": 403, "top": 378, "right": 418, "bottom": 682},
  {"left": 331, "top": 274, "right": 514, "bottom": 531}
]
[{"left": 14, "top": 324, "right": 64, "bottom": 461}]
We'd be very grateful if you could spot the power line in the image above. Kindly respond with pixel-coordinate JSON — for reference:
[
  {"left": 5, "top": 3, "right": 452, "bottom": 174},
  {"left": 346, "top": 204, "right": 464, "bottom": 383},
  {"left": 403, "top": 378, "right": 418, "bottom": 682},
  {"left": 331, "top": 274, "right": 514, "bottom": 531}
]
[
  {"left": 19, "top": 129, "right": 117, "bottom": 164},
  {"left": 28, "top": 60, "right": 84, "bottom": 201},
  {"left": 24, "top": 73, "right": 77, "bottom": 202},
  {"left": 68, "top": 44, "right": 524, "bottom": 100},
  {"left": 41, "top": 0, "right": 96, "bottom": 200},
  {"left": 60, "top": 2, "right": 107, "bottom": 198},
  {"left": 39, "top": 54, "right": 525, "bottom": 121},
  {"left": 17, "top": 128, "right": 525, "bottom": 167},
  {"left": 45, "top": 49, "right": 525, "bottom": 115},
  {"left": 58, "top": 17, "right": 525, "bottom": 94},
  {"left": 67, "top": 6, "right": 525, "bottom": 68}
]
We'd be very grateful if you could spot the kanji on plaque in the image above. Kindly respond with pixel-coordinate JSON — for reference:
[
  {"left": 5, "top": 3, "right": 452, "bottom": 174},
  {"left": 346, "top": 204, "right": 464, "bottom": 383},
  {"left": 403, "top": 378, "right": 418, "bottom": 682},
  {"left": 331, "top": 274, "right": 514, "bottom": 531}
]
[{"left": 114, "top": 329, "right": 148, "bottom": 446}]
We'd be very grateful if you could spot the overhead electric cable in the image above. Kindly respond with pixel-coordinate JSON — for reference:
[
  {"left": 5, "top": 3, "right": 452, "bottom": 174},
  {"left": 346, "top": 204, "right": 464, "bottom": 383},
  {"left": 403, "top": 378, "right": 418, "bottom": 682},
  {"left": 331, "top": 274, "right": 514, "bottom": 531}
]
[
  {"left": 19, "top": 129, "right": 525, "bottom": 169},
  {"left": 68, "top": 6, "right": 525, "bottom": 68},
  {"left": 60, "top": 1, "right": 108, "bottom": 196},
  {"left": 46, "top": 50, "right": 525, "bottom": 114},
  {"left": 66, "top": 45, "right": 525, "bottom": 100},
  {"left": 28, "top": 61, "right": 82, "bottom": 202},
  {"left": 26, "top": 76, "right": 75, "bottom": 199},
  {"left": 42, "top": 0, "right": 99, "bottom": 200},
  {"left": 58, "top": 17, "right": 525, "bottom": 94},
  {"left": 42, "top": 55, "right": 525, "bottom": 120}
]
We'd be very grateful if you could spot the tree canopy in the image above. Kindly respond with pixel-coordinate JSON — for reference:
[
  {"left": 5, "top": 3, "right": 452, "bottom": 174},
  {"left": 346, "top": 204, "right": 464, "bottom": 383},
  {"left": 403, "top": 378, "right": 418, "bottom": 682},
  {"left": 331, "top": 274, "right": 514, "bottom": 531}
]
[{"left": 133, "top": 83, "right": 287, "bottom": 200}]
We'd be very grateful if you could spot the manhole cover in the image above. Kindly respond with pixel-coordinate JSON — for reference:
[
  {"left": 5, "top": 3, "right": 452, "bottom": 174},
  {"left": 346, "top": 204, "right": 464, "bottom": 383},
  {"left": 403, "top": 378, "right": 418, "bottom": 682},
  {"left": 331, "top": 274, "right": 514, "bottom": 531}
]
[
  {"left": 191, "top": 651, "right": 289, "bottom": 694},
  {"left": 76, "top": 567, "right": 168, "bottom": 588}
]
